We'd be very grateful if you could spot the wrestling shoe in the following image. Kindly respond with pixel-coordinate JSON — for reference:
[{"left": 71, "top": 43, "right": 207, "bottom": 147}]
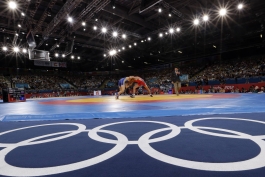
[
  {"left": 150, "top": 94, "right": 153, "bottom": 97},
  {"left": 130, "top": 94, "right": 135, "bottom": 98},
  {"left": 115, "top": 93, "right": 119, "bottom": 99}
]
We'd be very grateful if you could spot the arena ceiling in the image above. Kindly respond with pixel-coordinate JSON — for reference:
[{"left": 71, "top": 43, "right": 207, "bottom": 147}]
[{"left": 0, "top": 0, "right": 265, "bottom": 71}]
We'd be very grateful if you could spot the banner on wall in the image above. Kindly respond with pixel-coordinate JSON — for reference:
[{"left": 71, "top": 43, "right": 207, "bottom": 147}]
[
  {"left": 34, "top": 61, "right": 67, "bottom": 68},
  {"left": 94, "top": 90, "right": 102, "bottom": 96},
  {"left": 180, "top": 74, "right": 189, "bottom": 82}
]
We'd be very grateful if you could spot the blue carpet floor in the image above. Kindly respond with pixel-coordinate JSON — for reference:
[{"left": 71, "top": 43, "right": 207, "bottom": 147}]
[{"left": 0, "top": 113, "right": 265, "bottom": 177}]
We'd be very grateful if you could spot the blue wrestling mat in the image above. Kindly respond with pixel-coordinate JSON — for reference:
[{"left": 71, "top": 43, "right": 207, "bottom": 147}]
[{"left": 0, "top": 114, "right": 265, "bottom": 177}]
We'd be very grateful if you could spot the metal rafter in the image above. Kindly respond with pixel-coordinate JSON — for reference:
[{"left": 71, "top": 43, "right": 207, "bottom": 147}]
[{"left": 33, "top": 0, "right": 58, "bottom": 34}]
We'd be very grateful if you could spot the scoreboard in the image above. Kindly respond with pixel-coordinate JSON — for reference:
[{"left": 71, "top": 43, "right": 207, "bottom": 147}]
[{"left": 2, "top": 88, "right": 26, "bottom": 103}]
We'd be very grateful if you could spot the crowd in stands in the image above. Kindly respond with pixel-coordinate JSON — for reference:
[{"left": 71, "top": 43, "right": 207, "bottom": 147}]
[
  {"left": 191, "top": 56, "right": 265, "bottom": 86},
  {"left": 63, "top": 75, "right": 105, "bottom": 90}
]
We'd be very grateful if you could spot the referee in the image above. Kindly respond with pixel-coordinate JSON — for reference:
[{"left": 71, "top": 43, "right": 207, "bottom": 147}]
[{"left": 171, "top": 67, "right": 182, "bottom": 96}]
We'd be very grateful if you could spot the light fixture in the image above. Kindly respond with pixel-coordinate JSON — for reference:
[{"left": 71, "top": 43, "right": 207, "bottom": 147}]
[
  {"left": 168, "top": 13, "right": 172, "bottom": 17},
  {"left": 169, "top": 28, "right": 174, "bottom": 34},
  {"left": 68, "top": 17, "right": 73, "bottom": 23},
  {"left": 13, "top": 47, "right": 19, "bottom": 53},
  {"left": 118, "top": 49, "right": 121, "bottom": 52},
  {"left": 2, "top": 46, "right": 7, "bottom": 51},
  {"left": 176, "top": 27, "right": 181, "bottom": 32},
  {"left": 122, "top": 47, "right": 125, "bottom": 50},
  {"left": 78, "top": 56, "right": 80, "bottom": 59},
  {"left": 62, "top": 54, "right": 65, "bottom": 58},
  {"left": 122, "top": 34, "right": 126, "bottom": 39},
  {"left": 219, "top": 8, "right": 227, "bottom": 16},
  {"left": 134, "top": 43, "right": 137, "bottom": 46},
  {"left": 165, "top": 32, "right": 168, "bottom": 35},
  {"left": 57, "top": 45, "right": 59, "bottom": 47},
  {"left": 82, "top": 22, "right": 86, "bottom": 26},
  {"left": 71, "top": 55, "right": 74, "bottom": 59},
  {"left": 141, "top": 40, "right": 144, "bottom": 42},
  {"left": 8, "top": 1, "right": 17, "bottom": 10},
  {"left": 113, "top": 31, "right": 118, "bottom": 37},
  {"left": 101, "top": 27, "right": 107, "bottom": 33},
  {"left": 21, "top": 12, "right": 25, "bottom": 16},
  {"left": 109, "top": 49, "right": 117, "bottom": 56},
  {"left": 15, "top": 33, "right": 18, "bottom": 36},
  {"left": 83, "top": 28, "right": 86, "bottom": 31},
  {"left": 159, "top": 33, "right": 163, "bottom": 37},
  {"left": 147, "top": 37, "right": 151, "bottom": 41},
  {"left": 103, "top": 54, "right": 106, "bottom": 57},
  {"left": 93, "top": 26, "right": 97, "bottom": 30},
  {"left": 129, "top": 45, "right": 132, "bottom": 48},
  {"left": 203, "top": 15, "right": 209, "bottom": 21},
  {"left": 18, "top": 24, "right": 21, "bottom": 28},
  {"left": 178, "top": 51, "right": 182, "bottom": 54},
  {"left": 238, "top": 3, "right": 243, "bottom": 9},
  {"left": 46, "top": 44, "right": 48, "bottom": 46},
  {"left": 95, "top": 18, "right": 98, "bottom": 21},
  {"left": 55, "top": 53, "right": 59, "bottom": 57},
  {"left": 22, "top": 48, "right": 27, "bottom": 53},
  {"left": 158, "top": 8, "right": 162, "bottom": 13},
  {"left": 194, "top": 19, "right": 199, "bottom": 25}
]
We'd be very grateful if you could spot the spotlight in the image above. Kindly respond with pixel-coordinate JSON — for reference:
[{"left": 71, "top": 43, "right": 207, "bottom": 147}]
[
  {"left": 147, "top": 37, "right": 151, "bottom": 41},
  {"left": 68, "top": 17, "right": 73, "bottom": 23},
  {"left": 82, "top": 22, "right": 86, "bottom": 26},
  {"left": 93, "top": 26, "right": 97, "bottom": 30},
  {"left": 219, "top": 8, "right": 227, "bottom": 16},
  {"left": 101, "top": 27, "right": 107, "bottom": 33},
  {"left": 109, "top": 49, "right": 117, "bottom": 56},
  {"left": 122, "top": 47, "right": 125, "bottom": 50},
  {"left": 158, "top": 8, "right": 162, "bottom": 13},
  {"left": 55, "top": 53, "right": 59, "bottom": 57},
  {"left": 62, "top": 54, "right": 65, "bottom": 58},
  {"left": 238, "top": 3, "right": 243, "bottom": 9},
  {"left": 15, "top": 33, "right": 18, "bottom": 36},
  {"left": 141, "top": 40, "right": 144, "bottom": 42},
  {"left": 193, "top": 19, "right": 199, "bottom": 25},
  {"left": 22, "top": 48, "right": 27, "bottom": 53},
  {"left": 122, "top": 34, "right": 126, "bottom": 39},
  {"left": 118, "top": 49, "right": 121, "bottom": 52},
  {"left": 169, "top": 28, "right": 174, "bottom": 34},
  {"left": 46, "top": 44, "right": 48, "bottom": 46},
  {"left": 57, "top": 45, "right": 59, "bottom": 47},
  {"left": 8, "top": 1, "right": 17, "bottom": 10},
  {"left": 129, "top": 45, "right": 132, "bottom": 48},
  {"left": 83, "top": 28, "right": 86, "bottom": 31},
  {"left": 2, "top": 46, "right": 7, "bottom": 51},
  {"left": 176, "top": 27, "right": 181, "bottom": 32},
  {"left": 71, "top": 55, "right": 74, "bottom": 59},
  {"left": 113, "top": 31, "right": 118, "bottom": 37},
  {"left": 113, "top": 5, "right": 115, "bottom": 9},
  {"left": 103, "top": 54, "right": 106, "bottom": 57},
  {"left": 203, "top": 15, "right": 209, "bottom": 21},
  {"left": 78, "top": 56, "right": 80, "bottom": 59},
  {"left": 95, "top": 18, "right": 98, "bottom": 21},
  {"left": 18, "top": 24, "right": 21, "bottom": 28},
  {"left": 159, "top": 33, "right": 163, "bottom": 37},
  {"left": 168, "top": 13, "right": 172, "bottom": 17},
  {"left": 134, "top": 43, "right": 137, "bottom": 46},
  {"left": 13, "top": 47, "right": 19, "bottom": 53},
  {"left": 165, "top": 32, "right": 168, "bottom": 35},
  {"left": 21, "top": 12, "right": 25, "bottom": 16}
]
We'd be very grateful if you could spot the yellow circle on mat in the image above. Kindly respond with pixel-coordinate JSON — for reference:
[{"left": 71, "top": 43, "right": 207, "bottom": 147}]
[{"left": 67, "top": 94, "right": 213, "bottom": 103}]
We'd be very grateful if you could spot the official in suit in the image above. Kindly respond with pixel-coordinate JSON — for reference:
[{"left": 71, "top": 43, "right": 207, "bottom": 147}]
[{"left": 171, "top": 67, "right": 182, "bottom": 96}]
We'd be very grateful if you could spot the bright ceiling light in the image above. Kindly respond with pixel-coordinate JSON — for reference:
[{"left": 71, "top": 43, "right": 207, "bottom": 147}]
[
  {"left": 159, "top": 33, "right": 163, "bottom": 37},
  {"left": 68, "top": 17, "right": 73, "bottom": 23},
  {"left": 93, "top": 26, "right": 97, "bottom": 30},
  {"left": 78, "top": 56, "right": 80, "bottom": 59},
  {"left": 203, "top": 15, "right": 209, "bottom": 21},
  {"left": 2, "top": 46, "right": 7, "bottom": 51},
  {"left": 134, "top": 43, "right": 137, "bottom": 46},
  {"left": 219, "top": 8, "right": 227, "bottom": 16},
  {"left": 82, "top": 22, "right": 86, "bottom": 26},
  {"left": 55, "top": 53, "right": 59, "bottom": 57},
  {"left": 194, "top": 19, "right": 199, "bottom": 25},
  {"left": 129, "top": 45, "right": 132, "bottom": 48},
  {"left": 118, "top": 49, "right": 121, "bottom": 52},
  {"left": 176, "top": 27, "right": 181, "bottom": 32},
  {"left": 62, "top": 54, "right": 65, "bottom": 58},
  {"left": 22, "top": 48, "right": 27, "bottom": 53},
  {"left": 18, "top": 24, "right": 21, "bottom": 28},
  {"left": 13, "top": 47, "right": 19, "bottom": 53},
  {"left": 168, "top": 13, "right": 172, "bottom": 17},
  {"left": 101, "top": 27, "right": 107, "bottom": 33},
  {"left": 122, "top": 47, "right": 125, "bottom": 50},
  {"left": 21, "top": 12, "right": 25, "bottom": 16},
  {"left": 103, "top": 54, "right": 106, "bottom": 57},
  {"left": 113, "top": 31, "right": 118, "bottom": 37},
  {"left": 71, "top": 55, "right": 74, "bottom": 59},
  {"left": 57, "top": 45, "right": 59, "bottom": 47},
  {"left": 109, "top": 49, "right": 117, "bottom": 56},
  {"left": 147, "top": 37, "right": 151, "bottom": 41},
  {"left": 141, "top": 40, "right": 144, "bottom": 42},
  {"left": 122, "top": 34, "right": 126, "bottom": 39},
  {"left": 238, "top": 3, "right": 243, "bottom": 9},
  {"left": 169, "top": 28, "right": 174, "bottom": 34},
  {"left": 8, "top": 1, "right": 17, "bottom": 10},
  {"left": 165, "top": 32, "right": 168, "bottom": 35},
  {"left": 158, "top": 8, "right": 162, "bottom": 13}
]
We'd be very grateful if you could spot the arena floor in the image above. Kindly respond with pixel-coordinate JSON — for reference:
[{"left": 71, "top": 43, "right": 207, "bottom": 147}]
[{"left": 0, "top": 94, "right": 265, "bottom": 176}]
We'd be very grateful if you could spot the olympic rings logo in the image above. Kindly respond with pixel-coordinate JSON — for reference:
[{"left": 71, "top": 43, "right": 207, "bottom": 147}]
[{"left": 0, "top": 117, "right": 265, "bottom": 176}]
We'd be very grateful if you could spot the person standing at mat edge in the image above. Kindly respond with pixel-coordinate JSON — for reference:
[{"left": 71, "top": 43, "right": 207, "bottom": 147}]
[{"left": 171, "top": 67, "right": 182, "bottom": 96}]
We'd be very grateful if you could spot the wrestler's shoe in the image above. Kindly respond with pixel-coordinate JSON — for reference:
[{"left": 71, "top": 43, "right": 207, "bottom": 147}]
[
  {"left": 115, "top": 93, "right": 119, "bottom": 99},
  {"left": 150, "top": 94, "right": 153, "bottom": 97},
  {"left": 130, "top": 95, "right": 135, "bottom": 98}
]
